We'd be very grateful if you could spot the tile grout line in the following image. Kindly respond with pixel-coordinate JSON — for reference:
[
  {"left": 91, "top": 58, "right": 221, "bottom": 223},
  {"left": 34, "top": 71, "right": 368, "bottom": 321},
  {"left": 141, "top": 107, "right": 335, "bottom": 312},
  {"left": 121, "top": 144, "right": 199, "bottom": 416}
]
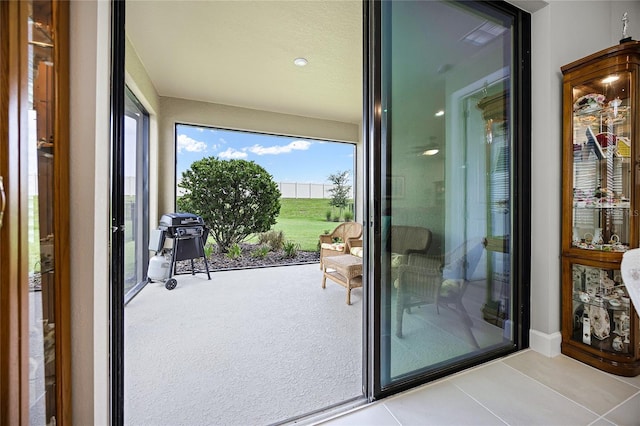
[
  {"left": 500, "top": 360, "right": 602, "bottom": 418},
  {"left": 450, "top": 380, "right": 510, "bottom": 425},
  {"left": 381, "top": 403, "right": 403, "bottom": 426},
  {"left": 596, "top": 388, "right": 640, "bottom": 420}
]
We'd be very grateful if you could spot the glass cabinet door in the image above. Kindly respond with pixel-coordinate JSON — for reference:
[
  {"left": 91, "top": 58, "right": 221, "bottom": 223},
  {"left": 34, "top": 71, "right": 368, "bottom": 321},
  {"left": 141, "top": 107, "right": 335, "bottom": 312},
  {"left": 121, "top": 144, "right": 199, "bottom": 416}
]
[
  {"left": 571, "top": 73, "right": 632, "bottom": 253},
  {"left": 569, "top": 261, "right": 633, "bottom": 355}
]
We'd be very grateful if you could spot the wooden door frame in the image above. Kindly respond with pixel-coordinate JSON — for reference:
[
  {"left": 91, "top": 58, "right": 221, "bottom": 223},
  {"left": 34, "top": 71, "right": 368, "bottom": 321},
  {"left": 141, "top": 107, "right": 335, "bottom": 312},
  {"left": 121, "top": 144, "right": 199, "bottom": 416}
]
[
  {"left": 0, "top": 1, "right": 26, "bottom": 423},
  {"left": 0, "top": 1, "right": 71, "bottom": 424}
]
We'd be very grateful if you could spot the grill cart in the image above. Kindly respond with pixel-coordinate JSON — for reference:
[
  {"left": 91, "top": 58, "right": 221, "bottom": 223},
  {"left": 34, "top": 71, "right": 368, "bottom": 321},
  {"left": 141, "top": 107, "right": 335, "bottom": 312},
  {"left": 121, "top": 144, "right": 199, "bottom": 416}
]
[{"left": 148, "top": 212, "right": 211, "bottom": 290}]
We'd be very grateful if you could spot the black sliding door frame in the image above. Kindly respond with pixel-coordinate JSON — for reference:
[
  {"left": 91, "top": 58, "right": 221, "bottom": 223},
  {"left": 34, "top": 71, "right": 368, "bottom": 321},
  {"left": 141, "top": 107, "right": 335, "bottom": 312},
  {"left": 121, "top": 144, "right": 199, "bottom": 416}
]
[
  {"left": 364, "top": 0, "right": 531, "bottom": 400},
  {"left": 110, "top": 0, "right": 126, "bottom": 425}
]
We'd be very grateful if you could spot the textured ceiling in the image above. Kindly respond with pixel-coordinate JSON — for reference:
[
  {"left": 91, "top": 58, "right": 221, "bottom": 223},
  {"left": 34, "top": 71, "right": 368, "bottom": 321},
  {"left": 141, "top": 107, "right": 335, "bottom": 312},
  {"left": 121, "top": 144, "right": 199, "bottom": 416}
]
[
  {"left": 125, "top": 1, "right": 539, "bottom": 127},
  {"left": 126, "top": 1, "right": 363, "bottom": 124}
]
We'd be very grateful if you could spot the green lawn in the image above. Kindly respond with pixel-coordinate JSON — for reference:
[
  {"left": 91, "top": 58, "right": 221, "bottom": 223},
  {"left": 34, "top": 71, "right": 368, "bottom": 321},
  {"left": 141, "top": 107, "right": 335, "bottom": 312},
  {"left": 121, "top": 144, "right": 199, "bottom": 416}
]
[{"left": 246, "top": 198, "right": 353, "bottom": 252}]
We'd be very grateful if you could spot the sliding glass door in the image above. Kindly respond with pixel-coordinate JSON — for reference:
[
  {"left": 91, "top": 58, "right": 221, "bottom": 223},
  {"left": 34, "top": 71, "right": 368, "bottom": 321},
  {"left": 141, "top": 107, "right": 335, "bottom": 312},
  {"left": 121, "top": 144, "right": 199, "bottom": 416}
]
[
  {"left": 124, "top": 88, "right": 150, "bottom": 302},
  {"left": 368, "top": 0, "right": 530, "bottom": 395}
]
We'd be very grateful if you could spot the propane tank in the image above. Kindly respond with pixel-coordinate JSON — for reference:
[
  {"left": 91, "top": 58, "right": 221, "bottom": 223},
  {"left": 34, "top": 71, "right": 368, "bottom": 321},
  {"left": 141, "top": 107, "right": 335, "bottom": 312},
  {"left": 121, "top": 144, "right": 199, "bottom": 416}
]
[{"left": 147, "top": 253, "right": 171, "bottom": 282}]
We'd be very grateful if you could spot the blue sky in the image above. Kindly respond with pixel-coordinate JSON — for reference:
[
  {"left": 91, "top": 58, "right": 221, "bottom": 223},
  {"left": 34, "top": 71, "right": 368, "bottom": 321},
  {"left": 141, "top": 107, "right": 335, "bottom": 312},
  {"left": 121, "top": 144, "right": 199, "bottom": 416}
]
[{"left": 175, "top": 124, "right": 355, "bottom": 185}]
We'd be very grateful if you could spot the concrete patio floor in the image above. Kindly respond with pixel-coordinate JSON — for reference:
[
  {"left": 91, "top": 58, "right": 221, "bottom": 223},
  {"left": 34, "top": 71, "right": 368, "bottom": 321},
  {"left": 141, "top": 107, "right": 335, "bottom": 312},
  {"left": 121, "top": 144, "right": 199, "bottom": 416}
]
[{"left": 124, "top": 263, "right": 364, "bottom": 426}]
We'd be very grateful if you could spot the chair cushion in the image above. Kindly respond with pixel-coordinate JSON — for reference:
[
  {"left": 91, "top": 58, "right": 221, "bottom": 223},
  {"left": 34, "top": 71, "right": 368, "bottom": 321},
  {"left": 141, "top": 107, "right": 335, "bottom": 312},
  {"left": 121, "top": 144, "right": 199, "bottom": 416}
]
[
  {"left": 440, "top": 279, "right": 464, "bottom": 298},
  {"left": 350, "top": 246, "right": 363, "bottom": 257},
  {"left": 391, "top": 253, "right": 406, "bottom": 267},
  {"left": 321, "top": 242, "right": 345, "bottom": 251}
]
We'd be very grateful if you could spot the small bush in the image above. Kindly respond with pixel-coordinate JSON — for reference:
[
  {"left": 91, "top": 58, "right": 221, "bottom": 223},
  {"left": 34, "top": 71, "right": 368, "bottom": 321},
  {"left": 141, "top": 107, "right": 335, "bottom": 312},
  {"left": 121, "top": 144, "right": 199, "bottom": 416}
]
[
  {"left": 343, "top": 211, "right": 354, "bottom": 222},
  {"left": 323, "top": 229, "right": 331, "bottom": 235},
  {"left": 332, "top": 215, "right": 341, "bottom": 222},
  {"left": 283, "top": 241, "right": 300, "bottom": 258},
  {"left": 251, "top": 245, "right": 270, "bottom": 259},
  {"left": 325, "top": 210, "right": 332, "bottom": 221},
  {"left": 226, "top": 243, "right": 242, "bottom": 260},
  {"left": 258, "top": 230, "right": 285, "bottom": 251}
]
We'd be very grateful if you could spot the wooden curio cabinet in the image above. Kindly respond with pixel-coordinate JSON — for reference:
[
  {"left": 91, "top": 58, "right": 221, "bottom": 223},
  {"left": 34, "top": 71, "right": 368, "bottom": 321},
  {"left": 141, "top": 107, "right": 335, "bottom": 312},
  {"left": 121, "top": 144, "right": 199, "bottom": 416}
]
[
  {"left": 1, "top": 0, "right": 70, "bottom": 423},
  {"left": 561, "top": 41, "right": 640, "bottom": 376}
]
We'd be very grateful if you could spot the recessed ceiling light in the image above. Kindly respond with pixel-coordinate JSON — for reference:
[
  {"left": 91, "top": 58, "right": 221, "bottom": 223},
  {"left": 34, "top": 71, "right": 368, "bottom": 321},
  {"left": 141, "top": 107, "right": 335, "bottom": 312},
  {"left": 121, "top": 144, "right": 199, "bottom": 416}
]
[
  {"left": 435, "top": 110, "right": 445, "bottom": 117},
  {"left": 294, "top": 57, "right": 308, "bottom": 67},
  {"left": 462, "top": 21, "right": 506, "bottom": 46},
  {"left": 422, "top": 148, "right": 439, "bottom": 156}
]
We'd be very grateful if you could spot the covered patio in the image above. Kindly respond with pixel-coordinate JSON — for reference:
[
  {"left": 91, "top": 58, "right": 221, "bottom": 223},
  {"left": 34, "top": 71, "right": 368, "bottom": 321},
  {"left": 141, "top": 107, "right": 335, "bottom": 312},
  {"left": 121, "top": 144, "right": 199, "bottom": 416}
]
[{"left": 124, "top": 263, "right": 363, "bottom": 425}]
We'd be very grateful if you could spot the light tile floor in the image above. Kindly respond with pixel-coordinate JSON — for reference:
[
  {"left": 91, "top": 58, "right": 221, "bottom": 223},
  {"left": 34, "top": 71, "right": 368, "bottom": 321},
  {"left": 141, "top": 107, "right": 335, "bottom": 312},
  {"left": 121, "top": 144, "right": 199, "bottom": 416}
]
[{"left": 320, "top": 350, "right": 640, "bottom": 426}]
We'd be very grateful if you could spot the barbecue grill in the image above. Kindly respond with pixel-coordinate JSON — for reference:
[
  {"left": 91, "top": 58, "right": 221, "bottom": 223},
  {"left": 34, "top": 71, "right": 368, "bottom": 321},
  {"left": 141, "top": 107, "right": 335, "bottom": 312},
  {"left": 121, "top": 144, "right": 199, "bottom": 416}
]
[{"left": 151, "top": 212, "right": 211, "bottom": 290}]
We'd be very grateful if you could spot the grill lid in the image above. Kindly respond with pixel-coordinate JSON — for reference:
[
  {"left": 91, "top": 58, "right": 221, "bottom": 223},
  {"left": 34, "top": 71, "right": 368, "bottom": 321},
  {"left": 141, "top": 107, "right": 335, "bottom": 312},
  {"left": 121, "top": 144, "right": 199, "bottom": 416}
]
[{"left": 159, "top": 212, "right": 205, "bottom": 229}]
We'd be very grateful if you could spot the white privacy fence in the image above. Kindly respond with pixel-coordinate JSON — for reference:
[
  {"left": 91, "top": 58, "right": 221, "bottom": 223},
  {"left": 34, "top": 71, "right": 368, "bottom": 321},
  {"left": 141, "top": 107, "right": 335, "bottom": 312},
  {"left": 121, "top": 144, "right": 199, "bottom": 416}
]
[
  {"left": 277, "top": 182, "right": 354, "bottom": 199},
  {"left": 173, "top": 180, "right": 353, "bottom": 199}
]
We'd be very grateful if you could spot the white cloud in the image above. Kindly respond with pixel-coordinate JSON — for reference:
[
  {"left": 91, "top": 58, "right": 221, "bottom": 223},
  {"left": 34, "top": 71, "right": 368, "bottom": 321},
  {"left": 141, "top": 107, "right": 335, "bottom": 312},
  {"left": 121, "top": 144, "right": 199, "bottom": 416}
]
[
  {"left": 218, "top": 148, "right": 247, "bottom": 159},
  {"left": 177, "top": 134, "right": 207, "bottom": 153},
  {"left": 247, "top": 140, "right": 312, "bottom": 155}
]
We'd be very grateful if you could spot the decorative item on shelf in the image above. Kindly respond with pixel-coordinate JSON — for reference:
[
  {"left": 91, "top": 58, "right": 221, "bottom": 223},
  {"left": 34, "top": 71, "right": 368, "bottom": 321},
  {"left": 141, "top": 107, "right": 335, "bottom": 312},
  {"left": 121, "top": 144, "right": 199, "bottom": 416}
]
[
  {"left": 589, "top": 305, "right": 611, "bottom": 340},
  {"left": 616, "top": 136, "right": 631, "bottom": 157},
  {"left": 596, "top": 132, "right": 617, "bottom": 149},
  {"left": 609, "top": 97, "right": 622, "bottom": 110},
  {"left": 620, "top": 12, "right": 633, "bottom": 44},
  {"left": 613, "top": 336, "right": 624, "bottom": 351},
  {"left": 605, "top": 98, "right": 626, "bottom": 124},
  {"left": 586, "top": 127, "right": 604, "bottom": 159},
  {"left": 574, "top": 93, "right": 606, "bottom": 113},
  {"left": 593, "top": 227, "right": 604, "bottom": 245},
  {"left": 579, "top": 291, "right": 590, "bottom": 303}
]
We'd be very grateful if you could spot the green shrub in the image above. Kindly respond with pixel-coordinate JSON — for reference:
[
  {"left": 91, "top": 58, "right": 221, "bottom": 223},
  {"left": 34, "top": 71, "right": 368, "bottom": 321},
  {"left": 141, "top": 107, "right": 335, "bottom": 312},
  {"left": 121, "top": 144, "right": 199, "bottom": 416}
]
[
  {"left": 251, "top": 245, "right": 270, "bottom": 259},
  {"left": 226, "top": 243, "right": 242, "bottom": 260},
  {"left": 343, "top": 210, "right": 354, "bottom": 222},
  {"left": 332, "top": 215, "right": 341, "bottom": 222},
  {"left": 325, "top": 210, "right": 332, "bottom": 221},
  {"left": 177, "top": 157, "right": 281, "bottom": 252},
  {"left": 257, "top": 229, "right": 285, "bottom": 251},
  {"left": 283, "top": 241, "right": 300, "bottom": 258}
]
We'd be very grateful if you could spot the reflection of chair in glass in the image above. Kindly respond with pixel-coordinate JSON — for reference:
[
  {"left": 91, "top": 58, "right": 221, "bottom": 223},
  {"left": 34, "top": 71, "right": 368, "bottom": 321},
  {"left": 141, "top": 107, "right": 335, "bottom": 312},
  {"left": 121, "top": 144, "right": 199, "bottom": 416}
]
[
  {"left": 319, "top": 222, "right": 363, "bottom": 269},
  {"left": 395, "top": 239, "right": 485, "bottom": 348},
  {"left": 388, "top": 225, "right": 432, "bottom": 281}
]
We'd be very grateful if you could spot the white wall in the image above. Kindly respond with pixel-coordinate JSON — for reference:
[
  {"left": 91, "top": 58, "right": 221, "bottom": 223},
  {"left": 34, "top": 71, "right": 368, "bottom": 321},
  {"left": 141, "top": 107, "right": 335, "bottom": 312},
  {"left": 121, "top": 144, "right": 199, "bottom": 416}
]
[
  {"left": 526, "top": 0, "right": 640, "bottom": 356},
  {"left": 69, "top": 0, "right": 111, "bottom": 423},
  {"left": 68, "top": 0, "right": 640, "bottom": 423},
  {"left": 125, "top": 35, "right": 161, "bottom": 230}
]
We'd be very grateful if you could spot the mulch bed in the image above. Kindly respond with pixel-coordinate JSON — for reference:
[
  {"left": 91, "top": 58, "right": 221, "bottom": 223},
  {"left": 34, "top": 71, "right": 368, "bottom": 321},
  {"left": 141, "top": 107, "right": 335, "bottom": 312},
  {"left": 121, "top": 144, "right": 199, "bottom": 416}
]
[{"left": 174, "top": 242, "right": 320, "bottom": 273}]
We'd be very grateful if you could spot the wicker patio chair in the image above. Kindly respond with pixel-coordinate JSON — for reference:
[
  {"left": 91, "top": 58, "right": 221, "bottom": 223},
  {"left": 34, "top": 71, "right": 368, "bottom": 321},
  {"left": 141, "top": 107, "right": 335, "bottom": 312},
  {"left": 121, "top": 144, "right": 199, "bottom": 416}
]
[
  {"left": 395, "top": 239, "right": 485, "bottom": 348},
  {"left": 319, "top": 222, "right": 363, "bottom": 269}
]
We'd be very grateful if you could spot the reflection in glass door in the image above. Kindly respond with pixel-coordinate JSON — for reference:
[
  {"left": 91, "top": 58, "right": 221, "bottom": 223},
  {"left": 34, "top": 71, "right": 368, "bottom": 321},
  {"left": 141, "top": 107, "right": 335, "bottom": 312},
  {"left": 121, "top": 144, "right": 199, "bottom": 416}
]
[
  {"left": 376, "top": 0, "right": 528, "bottom": 390},
  {"left": 124, "top": 88, "right": 150, "bottom": 302},
  {"left": 27, "top": 1, "right": 57, "bottom": 423}
]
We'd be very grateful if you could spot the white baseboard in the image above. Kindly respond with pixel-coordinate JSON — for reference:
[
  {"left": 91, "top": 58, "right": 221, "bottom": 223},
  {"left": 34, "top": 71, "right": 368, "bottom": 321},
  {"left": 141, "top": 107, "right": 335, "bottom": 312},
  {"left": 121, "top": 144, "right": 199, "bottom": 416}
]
[{"left": 529, "top": 329, "right": 562, "bottom": 357}]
